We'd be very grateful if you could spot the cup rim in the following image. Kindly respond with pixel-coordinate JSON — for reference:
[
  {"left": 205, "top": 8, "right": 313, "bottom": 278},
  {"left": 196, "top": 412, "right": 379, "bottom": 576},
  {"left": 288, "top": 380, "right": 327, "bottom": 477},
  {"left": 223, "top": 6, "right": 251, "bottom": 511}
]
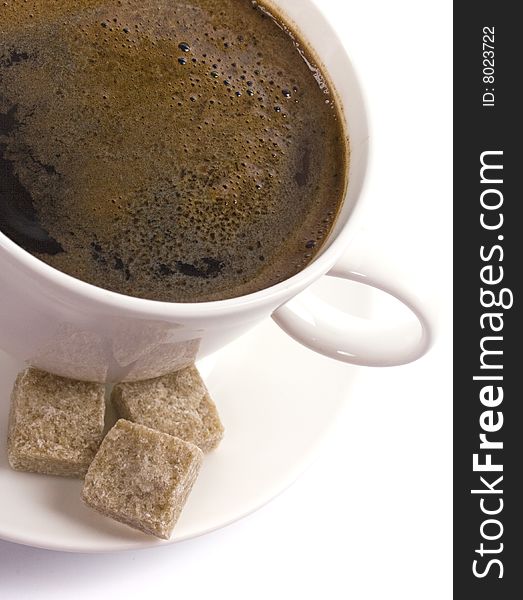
[
  {"left": 0, "top": 0, "right": 370, "bottom": 318},
  {"left": 0, "top": 211, "right": 361, "bottom": 316}
]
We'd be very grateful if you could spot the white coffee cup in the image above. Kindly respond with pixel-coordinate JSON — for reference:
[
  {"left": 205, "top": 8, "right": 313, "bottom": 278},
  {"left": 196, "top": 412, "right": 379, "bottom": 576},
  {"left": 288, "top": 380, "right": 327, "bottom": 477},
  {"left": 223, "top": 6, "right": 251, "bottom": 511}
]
[{"left": 0, "top": 0, "right": 434, "bottom": 383}]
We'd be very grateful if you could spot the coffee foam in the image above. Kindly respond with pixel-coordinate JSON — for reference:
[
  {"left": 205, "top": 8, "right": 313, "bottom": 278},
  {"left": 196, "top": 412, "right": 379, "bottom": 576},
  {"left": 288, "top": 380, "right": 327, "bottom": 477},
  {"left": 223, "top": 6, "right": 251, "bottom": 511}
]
[{"left": 0, "top": 0, "right": 347, "bottom": 302}]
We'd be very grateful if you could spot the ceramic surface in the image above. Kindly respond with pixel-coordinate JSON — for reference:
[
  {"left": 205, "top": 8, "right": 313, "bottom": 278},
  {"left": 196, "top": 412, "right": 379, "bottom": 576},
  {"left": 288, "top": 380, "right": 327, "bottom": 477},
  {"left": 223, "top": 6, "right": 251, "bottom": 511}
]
[
  {"left": 0, "top": 275, "right": 365, "bottom": 551},
  {"left": 0, "top": 0, "right": 432, "bottom": 383}
]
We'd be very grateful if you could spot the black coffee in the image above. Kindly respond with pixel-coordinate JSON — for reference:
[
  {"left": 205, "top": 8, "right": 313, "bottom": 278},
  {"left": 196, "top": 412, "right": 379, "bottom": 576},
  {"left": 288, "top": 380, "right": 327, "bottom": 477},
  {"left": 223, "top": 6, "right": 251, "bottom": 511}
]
[{"left": 0, "top": 0, "right": 348, "bottom": 302}]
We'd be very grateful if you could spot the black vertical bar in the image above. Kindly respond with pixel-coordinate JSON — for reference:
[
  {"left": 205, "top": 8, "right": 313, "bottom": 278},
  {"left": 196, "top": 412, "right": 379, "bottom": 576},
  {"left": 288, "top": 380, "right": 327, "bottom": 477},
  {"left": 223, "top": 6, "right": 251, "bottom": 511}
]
[{"left": 454, "top": 2, "right": 521, "bottom": 597}]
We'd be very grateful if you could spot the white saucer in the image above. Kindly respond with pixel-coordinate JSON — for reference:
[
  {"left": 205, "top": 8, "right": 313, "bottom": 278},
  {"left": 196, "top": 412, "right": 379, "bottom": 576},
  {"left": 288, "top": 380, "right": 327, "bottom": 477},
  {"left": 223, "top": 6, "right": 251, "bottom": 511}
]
[{"left": 0, "top": 277, "right": 366, "bottom": 552}]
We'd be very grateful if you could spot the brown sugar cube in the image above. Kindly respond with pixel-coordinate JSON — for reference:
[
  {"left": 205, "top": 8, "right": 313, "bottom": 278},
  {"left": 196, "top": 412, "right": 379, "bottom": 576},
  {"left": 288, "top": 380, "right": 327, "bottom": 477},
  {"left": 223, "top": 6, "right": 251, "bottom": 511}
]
[
  {"left": 111, "top": 365, "right": 224, "bottom": 453},
  {"left": 7, "top": 368, "right": 106, "bottom": 477},
  {"left": 81, "top": 420, "right": 203, "bottom": 539}
]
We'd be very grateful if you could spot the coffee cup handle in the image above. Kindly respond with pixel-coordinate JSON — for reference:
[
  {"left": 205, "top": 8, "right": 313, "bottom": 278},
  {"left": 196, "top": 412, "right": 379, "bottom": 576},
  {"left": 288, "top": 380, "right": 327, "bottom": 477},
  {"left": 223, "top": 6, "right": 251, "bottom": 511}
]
[{"left": 272, "top": 255, "right": 434, "bottom": 367}]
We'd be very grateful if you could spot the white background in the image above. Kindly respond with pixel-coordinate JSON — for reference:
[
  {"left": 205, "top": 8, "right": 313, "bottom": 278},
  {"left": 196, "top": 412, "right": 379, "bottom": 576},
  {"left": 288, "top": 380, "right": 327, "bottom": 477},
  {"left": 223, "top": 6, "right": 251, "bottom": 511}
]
[{"left": 0, "top": 0, "right": 452, "bottom": 598}]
